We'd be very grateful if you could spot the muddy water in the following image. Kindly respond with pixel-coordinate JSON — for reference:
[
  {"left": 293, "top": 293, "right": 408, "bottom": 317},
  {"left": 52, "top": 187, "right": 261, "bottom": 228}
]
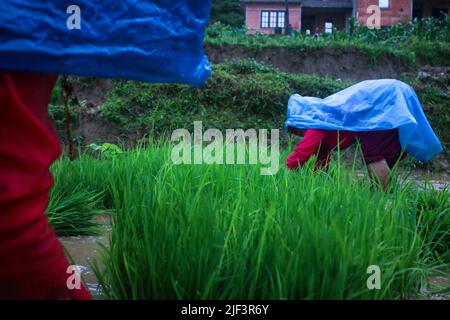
[
  {"left": 60, "top": 235, "right": 109, "bottom": 298},
  {"left": 355, "top": 172, "right": 450, "bottom": 192},
  {"left": 60, "top": 215, "right": 111, "bottom": 298},
  {"left": 410, "top": 178, "right": 449, "bottom": 191},
  {"left": 418, "top": 272, "right": 450, "bottom": 300}
]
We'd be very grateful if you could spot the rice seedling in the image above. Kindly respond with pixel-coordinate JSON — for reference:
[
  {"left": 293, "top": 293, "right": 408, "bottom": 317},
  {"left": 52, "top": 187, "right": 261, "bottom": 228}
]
[
  {"left": 415, "top": 183, "right": 450, "bottom": 263},
  {"left": 46, "top": 187, "right": 111, "bottom": 237},
  {"left": 48, "top": 143, "right": 448, "bottom": 300}
]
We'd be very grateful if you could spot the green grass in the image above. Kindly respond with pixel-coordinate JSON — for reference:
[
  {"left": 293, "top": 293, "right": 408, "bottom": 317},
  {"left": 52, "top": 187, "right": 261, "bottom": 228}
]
[{"left": 50, "top": 144, "right": 449, "bottom": 299}]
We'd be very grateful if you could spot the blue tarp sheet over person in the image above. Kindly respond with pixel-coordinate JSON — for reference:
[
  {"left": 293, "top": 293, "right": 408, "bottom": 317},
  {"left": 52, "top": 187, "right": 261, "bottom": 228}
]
[
  {"left": 0, "top": 1, "right": 212, "bottom": 86},
  {"left": 286, "top": 79, "right": 443, "bottom": 162}
]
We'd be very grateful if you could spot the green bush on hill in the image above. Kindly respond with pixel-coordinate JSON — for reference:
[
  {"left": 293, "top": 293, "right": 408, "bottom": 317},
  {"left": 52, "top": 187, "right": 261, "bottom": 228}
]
[{"left": 99, "top": 60, "right": 347, "bottom": 140}]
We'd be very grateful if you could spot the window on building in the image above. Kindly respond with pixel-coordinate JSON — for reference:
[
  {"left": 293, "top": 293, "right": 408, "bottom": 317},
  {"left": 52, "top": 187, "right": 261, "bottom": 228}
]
[
  {"left": 379, "top": 0, "right": 390, "bottom": 9},
  {"left": 325, "top": 22, "right": 333, "bottom": 33},
  {"left": 261, "top": 11, "right": 269, "bottom": 28},
  {"left": 269, "top": 11, "right": 277, "bottom": 28},
  {"left": 261, "top": 11, "right": 286, "bottom": 28},
  {"left": 277, "top": 12, "right": 285, "bottom": 28}
]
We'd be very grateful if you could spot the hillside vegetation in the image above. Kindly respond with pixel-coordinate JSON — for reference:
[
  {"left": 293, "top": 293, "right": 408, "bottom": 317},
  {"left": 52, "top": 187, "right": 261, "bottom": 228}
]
[{"left": 93, "top": 60, "right": 448, "bottom": 152}]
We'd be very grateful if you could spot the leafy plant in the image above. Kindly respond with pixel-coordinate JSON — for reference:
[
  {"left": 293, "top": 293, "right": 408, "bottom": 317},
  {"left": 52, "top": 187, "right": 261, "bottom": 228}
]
[{"left": 88, "top": 143, "right": 124, "bottom": 159}]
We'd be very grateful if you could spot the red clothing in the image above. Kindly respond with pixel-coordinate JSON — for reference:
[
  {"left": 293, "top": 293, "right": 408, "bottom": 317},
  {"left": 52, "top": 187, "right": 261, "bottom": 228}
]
[
  {"left": 0, "top": 71, "right": 91, "bottom": 299},
  {"left": 286, "top": 129, "right": 356, "bottom": 170},
  {"left": 286, "top": 129, "right": 404, "bottom": 170},
  {"left": 358, "top": 129, "right": 404, "bottom": 168}
]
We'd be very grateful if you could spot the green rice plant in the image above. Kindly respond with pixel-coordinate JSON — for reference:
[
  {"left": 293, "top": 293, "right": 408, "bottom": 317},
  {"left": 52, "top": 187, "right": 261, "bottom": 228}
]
[
  {"left": 46, "top": 187, "right": 111, "bottom": 237},
  {"left": 59, "top": 145, "right": 447, "bottom": 300},
  {"left": 414, "top": 183, "right": 450, "bottom": 263}
]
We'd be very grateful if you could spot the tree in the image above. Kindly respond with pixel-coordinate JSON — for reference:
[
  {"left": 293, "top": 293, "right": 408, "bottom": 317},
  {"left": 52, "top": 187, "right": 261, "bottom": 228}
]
[{"left": 210, "top": 0, "right": 245, "bottom": 28}]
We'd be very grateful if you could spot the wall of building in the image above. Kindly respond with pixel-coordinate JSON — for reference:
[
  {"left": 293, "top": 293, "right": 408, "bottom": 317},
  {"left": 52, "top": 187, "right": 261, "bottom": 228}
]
[
  {"left": 244, "top": 0, "right": 448, "bottom": 35},
  {"left": 356, "top": 0, "right": 412, "bottom": 26},
  {"left": 245, "top": 3, "right": 302, "bottom": 34},
  {"left": 304, "top": 0, "right": 354, "bottom": 7}
]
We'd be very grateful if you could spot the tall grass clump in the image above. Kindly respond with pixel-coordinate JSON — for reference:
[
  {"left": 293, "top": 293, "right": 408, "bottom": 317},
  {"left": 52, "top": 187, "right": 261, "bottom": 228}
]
[
  {"left": 47, "top": 161, "right": 114, "bottom": 236},
  {"left": 50, "top": 144, "right": 447, "bottom": 300},
  {"left": 415, "top": 184, "right": 450, "bottom": 263},
  {"left": 46, "top": 188, "right": 109, "bottom": 237}
]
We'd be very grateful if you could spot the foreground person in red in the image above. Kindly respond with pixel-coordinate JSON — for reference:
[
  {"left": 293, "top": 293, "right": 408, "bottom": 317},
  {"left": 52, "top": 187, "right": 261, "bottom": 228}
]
[
  {"left": 286, "top": 127, "right": 404, "bottom": 191},
  {"left": 0, "top": 71, "right": 91, "bottom": 299}
]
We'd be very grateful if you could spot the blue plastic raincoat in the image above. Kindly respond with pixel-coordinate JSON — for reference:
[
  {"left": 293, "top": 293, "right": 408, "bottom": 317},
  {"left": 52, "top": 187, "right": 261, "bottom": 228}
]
[
  {"left": 286, "top": 79, "right": 443, "bottom": 162},
  {"left": 0, "top": 1, "right": 212, "bottom": 85}
]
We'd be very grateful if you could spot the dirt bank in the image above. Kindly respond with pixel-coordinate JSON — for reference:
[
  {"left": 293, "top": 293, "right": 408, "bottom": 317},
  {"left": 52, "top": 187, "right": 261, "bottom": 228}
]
[{"left": 205, "top": 45, "right": 413, "bottom": 82}]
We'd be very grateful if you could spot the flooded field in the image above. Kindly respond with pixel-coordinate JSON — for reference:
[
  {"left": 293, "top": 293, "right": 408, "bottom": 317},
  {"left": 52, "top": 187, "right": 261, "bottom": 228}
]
[
  {"left": 61, "top": 235, "right": 108, "bottom": 298},
  {"left": 416, "top": 272, "right": 450, "bottom": 300},
  {"left": 60, "top": 215, "right": 111, "bottom": 298}
]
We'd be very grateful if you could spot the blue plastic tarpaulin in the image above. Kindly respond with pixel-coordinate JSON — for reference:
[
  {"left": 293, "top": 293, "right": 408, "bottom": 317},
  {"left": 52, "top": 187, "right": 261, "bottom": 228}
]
[
  {"left": 286, "top": 79, "right": 443, "bottom": 162},
  {"left": 0, "top": 1, "right": 212, "bottom": 86}
]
